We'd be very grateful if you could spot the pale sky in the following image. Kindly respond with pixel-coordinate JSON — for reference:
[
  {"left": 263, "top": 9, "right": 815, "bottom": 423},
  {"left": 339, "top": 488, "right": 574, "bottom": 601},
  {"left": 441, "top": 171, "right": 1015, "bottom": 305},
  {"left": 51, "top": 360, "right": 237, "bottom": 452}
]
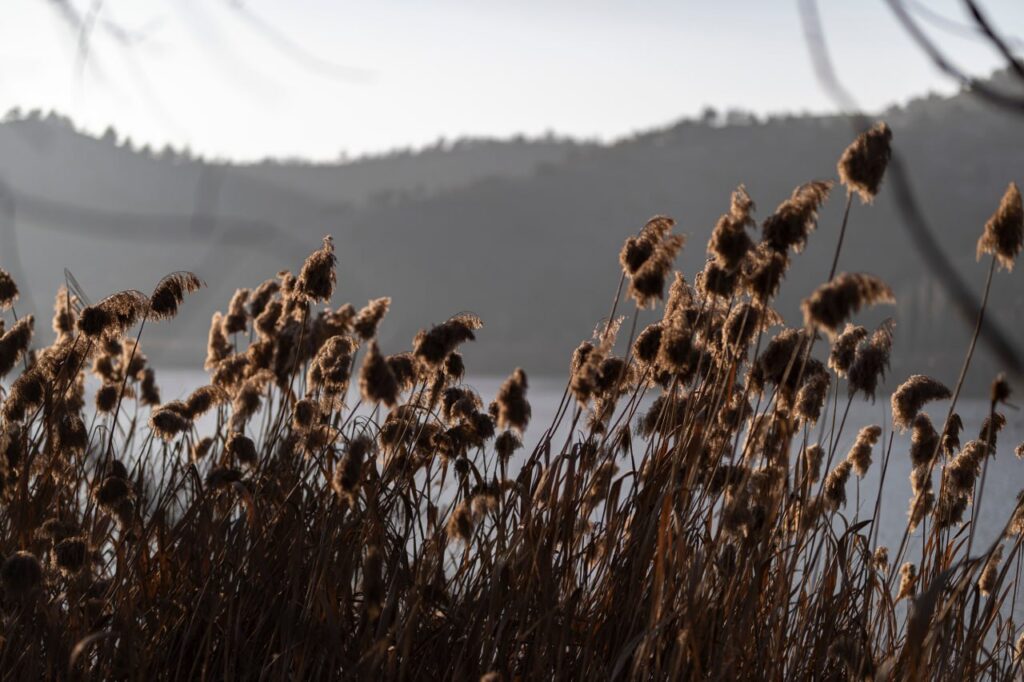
[{"left": 1, "top": 0, "right": 1022, "bottom": 161}]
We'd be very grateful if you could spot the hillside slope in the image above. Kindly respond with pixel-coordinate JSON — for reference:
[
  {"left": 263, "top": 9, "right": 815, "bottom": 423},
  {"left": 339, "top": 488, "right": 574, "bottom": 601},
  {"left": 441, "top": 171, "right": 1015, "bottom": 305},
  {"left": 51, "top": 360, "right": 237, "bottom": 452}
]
[{"left": 0, "top": 78, "right": 1021, "bottom": 392}]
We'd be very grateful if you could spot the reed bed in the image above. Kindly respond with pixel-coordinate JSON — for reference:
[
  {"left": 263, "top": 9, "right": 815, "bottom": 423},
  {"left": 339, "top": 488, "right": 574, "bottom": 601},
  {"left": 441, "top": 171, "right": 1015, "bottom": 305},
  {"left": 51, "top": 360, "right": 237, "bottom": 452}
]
[{"left": 0, "top": 124, "right": 1022, "bottom": 680}]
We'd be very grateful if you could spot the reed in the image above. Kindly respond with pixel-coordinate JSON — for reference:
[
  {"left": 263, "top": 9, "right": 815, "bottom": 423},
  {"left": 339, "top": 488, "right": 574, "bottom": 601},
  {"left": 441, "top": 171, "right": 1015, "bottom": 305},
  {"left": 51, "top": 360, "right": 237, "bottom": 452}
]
[{"left": 0, "top": 123, "right": 1020, "bottom": 680}]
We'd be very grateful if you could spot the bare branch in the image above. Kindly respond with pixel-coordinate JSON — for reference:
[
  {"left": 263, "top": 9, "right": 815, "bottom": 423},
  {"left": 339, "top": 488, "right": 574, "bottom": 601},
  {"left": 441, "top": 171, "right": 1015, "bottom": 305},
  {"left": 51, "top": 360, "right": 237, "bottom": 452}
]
[{"left": 798, "top": 0, "right": 1024, "bottom": 378}]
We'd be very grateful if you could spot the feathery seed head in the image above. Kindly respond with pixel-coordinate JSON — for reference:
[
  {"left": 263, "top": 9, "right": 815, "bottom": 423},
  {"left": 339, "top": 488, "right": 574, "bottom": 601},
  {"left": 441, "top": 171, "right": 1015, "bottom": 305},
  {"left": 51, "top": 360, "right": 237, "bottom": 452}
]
[
  {"left": 762, "top": 180, "right": 833, "bottom": 253},
  {"left": 802, "top": 273, "right": 895, "bottom": 337},
  {"left": 837, "top": 122, "right": 892, "bottom": 203},
  {"left": 496, "top": 368, "right": 530, "bottom": 433},
  {"left": 149, "top": 271, "right": 203, "bottom": 321},
  {"left": 891, "top": 375, "right": 951, "bottom": 431},
  {"left": 1, "top": 551, "right": 42, "bottom": 596},
  {"left": 295, "top": 235, "right": 337, "bottom": 303},
  {"left": 353, "top": 297, "right": 392, "bottom": 341},
  {"left": 360, "top": 341, "right": 399, "bottom": 407},
  {"left": 976, "top": 182, "right": 1023, "bottom": 271},
  {"left": 0, "top": 270, "right": 19, "bottom": 310}
]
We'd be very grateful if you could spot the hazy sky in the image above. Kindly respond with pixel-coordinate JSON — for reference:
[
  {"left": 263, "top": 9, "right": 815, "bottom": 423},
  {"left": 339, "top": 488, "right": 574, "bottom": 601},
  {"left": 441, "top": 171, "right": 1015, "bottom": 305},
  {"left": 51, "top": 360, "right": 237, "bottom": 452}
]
[{"left": 1, "top": 0, "right": 1022, "bottom": 161}]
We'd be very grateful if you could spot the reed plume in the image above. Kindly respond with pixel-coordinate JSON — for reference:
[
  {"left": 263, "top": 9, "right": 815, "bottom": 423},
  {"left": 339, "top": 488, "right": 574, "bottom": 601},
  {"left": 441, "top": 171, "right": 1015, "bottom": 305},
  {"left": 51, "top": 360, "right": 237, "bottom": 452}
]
[
  {"left": 353, "top": 297, "right": 392, "bottom": 340},
  {"left": 149, "top": 271, "right": 203, "bottom": 321},
  {"left": 846, "top": 424, "right": 882, "bottom": 477},
  {"left": 976, "top": 181, "right": 1023, "bottom": 271},
  {"left": 360, "top": 341, "right": 399, "bottom": 407},
  {"left": 295, "top": 235, "right": 337, "bottom": 303},
  {"left": 891, "top": 374, "right": 951, "bottom": 431},
  {"left": 802, "top": 272, "right": 894, "bottom": 336},
  {"left": 762, "top": 180, "right": 832, "bottom": 253},
  {"left": 837, "top": 122, "right": 892, "bottom": 203},
  {"left": 0, "top": 270, "right": 18, "bottom": 310},
  {"left": 1, "top": 551, "right": 42, "bottom": 597}
]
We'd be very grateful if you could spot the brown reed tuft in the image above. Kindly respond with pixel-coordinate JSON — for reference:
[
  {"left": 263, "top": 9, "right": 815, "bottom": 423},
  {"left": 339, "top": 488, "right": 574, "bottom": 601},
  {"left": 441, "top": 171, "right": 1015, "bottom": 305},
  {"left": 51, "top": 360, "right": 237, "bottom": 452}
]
[
  {"left": 762, "top": 180, "right": 833, "bottom": 253},
  {"left": 149, "top": 271, "right": 203, "bottom": 321},
  {"left": 494, "top": 430, "right": 522, "bottom": 463},
  {"left": 205, "top": 312, "right": 232, "bottom": 369},
  {"left": 846, "top": 424, "right": 882, "bottom": 477},
  {"left": 752, "top": 328, "right": 810, "bottom": 391},
  {"left": 231, "top": 373, "right": 271, "bottom": 429},
  {"left": 353, "top": 297, "right": 392, "bottom": 340},
  {"left": 333, "top": 436, "right": 370, "bottom": 500},
  {"left": 978, "top": 544, "right": 1003, "bottom": 596},
  {"left": 226, "top": 432, "right": 258, "bottom": 467},
  {"left": 295, "top": 236, "right": 337, "bottom": 303},
  {"left": 444, "top": 351, "right": 465, "bottom": 382},
  {"left": 292, "top": 398, "right": 318, "bottom": 431},
  {"left": 829, "top": 324, "right": 867, "bottom": 377},
  {"left": 192, "top": 436, "right": 214, "bottom": 462},
  {"left": 696, "top": 259, "right": 738, "bottom": 300},
  {"left": 185, "top": 384, "right": 226, "bottom": 419},
  {"left": 254, "top": 300, "right": 282, "bottom": 338},
  {"left": 413, "top": 313, "right": 483, "bottom": 369},
  {"left": 57, "top": 414, "right": 88, "bottom": 457},
  {"left": 53, "top": 537, "right": 88, "bottom": 575},
  {"left": 309, "top": 335, "right": 357, "bottom": 392},
  {"left": 4, "top": 368, "right": 45, "bottom": 422},
  {"left": 909, "top": 414, "right": 939, "bottom": 468},
  {"left": 149, "top": 404, "right": 192, "bottom": 441},
  {"left": 140, "top": 367, "right": 160, "bottom": 406},
  {"left": 976, "top": 182, "right": 1023, "bottom": 271},
  {"left": 657, "top": 325, "right": 696, "bottom": 377},
  {"left": 447, "top": 501, "right": 475, "bottom": 543},
  {"left": 1, "top": 551, "right": 42, "bottom": 597},
  {"left": 990, "top": 373, "right": 1010, "bottom": 407},
  {"left": 0, "top": 314, "right": 33, "bottom": 377},
  {"left": 803, "top": 444, "right": 824, "bottom": 483},
  {"left": 248, "top": 278, "right": 280, "bottom": 319},
  {"left": 619, "top": 215, "right": 675, "bottom": 275},
  {"left": 386, "top": 352, "right": 418, "bottom": 393},
  {"left": 795, "top": 371, "right": 830, "bottom": 424},
  {"left": 93, "top": 476, "right": 131, "bottom": 511},
  {"left": 837, "top": 122, "right": 892, "bottom": 203},
  {"left": 802, "top": 272, "right": 894, "bottom": 336},
  {"left": 205, "top": 467, "right": 243, "bottom": 490},
  {"left": 707, "top": 185, "right": 755, "bottom": 270},
  {"left": 0, "top": 269, "right": 19, "bottom": 310},
  {"left": 873, "top": 547, "right": 889, "bottom": 573},
  {"left": 824, "top": 460, "right": 852, "bottom": 511},
  {"left": 626, "top": 217, "right": 685, "bottom": 308},
  {"left": 360, "top": 341, "right": 399, "bottom": 407},
  {"left": 633, "top": 323, "right": 663, "bottom": 369},
  {"left": 78, "top": 290, "right": 149, "bottom": 340},
  {"left": 846, "top": 319, "right": 894, "bottom": 400},
  {"left": 945, "top": 440, "right": 987, "bottom": 498},
  {"left": 39, "top": 518, "right": 78, "bottom": 544},
  {"left": 52, "top": 286, "right": 76, "bottom": 338},
  {"left": 742, "top": 241, "right": 789, "bottom": 301},
  {"left": 495, "top": 368, "right": 531, "bottom": 434},
  {"left": 224, "top": 288, "right": 250, "bottom": 335},
  {"left": 978, "top": 412, "right": 1006, "bottom": 451},
  {"left": 896, "top": 562, "right": 918, "bottom": 601},
  {"left": 891, "top": 374, "right": 951, "bottom": 431},
  {"left": 721, "top": 303, "right": 780, "bottom": 358},
  {"left": 663, "top": 271, "right": 693, "bottom": 320}
]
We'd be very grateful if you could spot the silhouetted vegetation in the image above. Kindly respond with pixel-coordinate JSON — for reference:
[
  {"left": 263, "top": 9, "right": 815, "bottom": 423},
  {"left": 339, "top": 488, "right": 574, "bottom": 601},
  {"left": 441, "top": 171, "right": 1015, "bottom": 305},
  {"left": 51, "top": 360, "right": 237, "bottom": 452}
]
[{"left": 0, "top": 124, "right": 1022, "bottom": 679}]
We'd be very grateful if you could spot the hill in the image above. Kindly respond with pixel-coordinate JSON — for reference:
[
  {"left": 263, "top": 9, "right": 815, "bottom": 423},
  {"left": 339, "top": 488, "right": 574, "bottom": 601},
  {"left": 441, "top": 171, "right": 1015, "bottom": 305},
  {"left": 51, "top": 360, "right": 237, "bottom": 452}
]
[{"left": 1, "top": 75, "right": 1022, "bottom": 392}]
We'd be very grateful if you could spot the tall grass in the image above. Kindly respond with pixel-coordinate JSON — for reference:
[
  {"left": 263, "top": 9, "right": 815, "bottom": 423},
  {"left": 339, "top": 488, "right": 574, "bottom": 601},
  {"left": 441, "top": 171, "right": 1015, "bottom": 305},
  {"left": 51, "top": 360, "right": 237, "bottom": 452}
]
[{"left": 0, "top": 125, "right": 1022, "bottom": 680}]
